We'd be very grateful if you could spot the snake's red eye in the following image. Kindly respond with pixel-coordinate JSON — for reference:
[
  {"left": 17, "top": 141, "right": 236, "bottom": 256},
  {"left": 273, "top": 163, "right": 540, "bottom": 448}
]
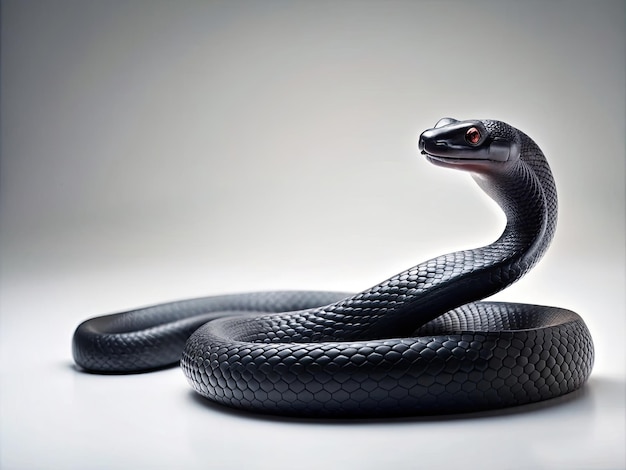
[{"left": 465, "top": 127, "right": 481, "bottom": 144}]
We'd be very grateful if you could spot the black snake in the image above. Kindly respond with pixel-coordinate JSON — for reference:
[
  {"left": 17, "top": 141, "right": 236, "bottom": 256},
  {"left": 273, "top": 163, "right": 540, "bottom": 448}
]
[{"left": 72, "top": 118, "right": 594, "bottom": 417}]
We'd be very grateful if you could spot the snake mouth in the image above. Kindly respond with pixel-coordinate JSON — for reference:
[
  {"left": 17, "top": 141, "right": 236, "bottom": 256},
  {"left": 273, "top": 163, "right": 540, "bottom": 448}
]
[
  {"left": 421, "top": 149, "right": 474, "bottom": 164},
  {"left": 420, "top": 148, "right": 497, "bottom": 172},
  {"left": 422, "top": 151, "right": 462, "bottom": 160}
]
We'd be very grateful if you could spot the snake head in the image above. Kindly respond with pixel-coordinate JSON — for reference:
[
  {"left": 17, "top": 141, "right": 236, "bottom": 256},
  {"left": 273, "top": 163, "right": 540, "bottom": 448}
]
[{"left": 418, "top": 118, "right": 521, "bottom": 172}]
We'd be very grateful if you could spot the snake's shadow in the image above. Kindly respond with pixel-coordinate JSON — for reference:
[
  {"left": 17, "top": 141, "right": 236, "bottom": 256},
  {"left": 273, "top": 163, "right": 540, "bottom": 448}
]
[{"left": 186, "top": 378, "right": 598, "bottom": 425}]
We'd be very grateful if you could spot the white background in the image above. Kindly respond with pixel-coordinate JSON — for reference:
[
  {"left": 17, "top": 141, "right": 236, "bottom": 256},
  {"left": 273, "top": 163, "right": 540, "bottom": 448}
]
[{"left": 1, "top": 1, "right": 624, "bottom": 469}]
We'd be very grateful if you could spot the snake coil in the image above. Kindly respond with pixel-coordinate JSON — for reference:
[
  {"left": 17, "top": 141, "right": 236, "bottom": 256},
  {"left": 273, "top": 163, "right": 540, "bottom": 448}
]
[{"left": 73, "top": 118, "right": 594, "bottom": 417}]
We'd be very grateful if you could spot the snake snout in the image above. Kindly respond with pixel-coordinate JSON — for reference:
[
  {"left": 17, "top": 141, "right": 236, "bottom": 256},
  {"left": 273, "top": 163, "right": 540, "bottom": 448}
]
[{"left": 418, "top": 128, "right": 437, "bottom": 152}]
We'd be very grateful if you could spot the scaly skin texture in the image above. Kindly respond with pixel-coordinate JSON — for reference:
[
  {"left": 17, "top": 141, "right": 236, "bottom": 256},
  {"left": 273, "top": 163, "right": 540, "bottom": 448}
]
[{"left": 73, "top": 119, "right": 594, "bottom": 417}]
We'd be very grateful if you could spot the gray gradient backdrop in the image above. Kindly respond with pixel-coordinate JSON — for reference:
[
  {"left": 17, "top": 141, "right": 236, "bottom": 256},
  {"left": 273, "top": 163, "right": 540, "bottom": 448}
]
[{"left": 1, "top": 1, "right": 624, "bottom": 469}]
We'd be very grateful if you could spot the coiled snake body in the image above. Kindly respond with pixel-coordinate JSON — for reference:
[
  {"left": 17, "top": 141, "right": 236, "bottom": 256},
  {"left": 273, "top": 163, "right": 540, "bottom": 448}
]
[{"left": 73, "top": 118, "right": 594, "bottom": 417}]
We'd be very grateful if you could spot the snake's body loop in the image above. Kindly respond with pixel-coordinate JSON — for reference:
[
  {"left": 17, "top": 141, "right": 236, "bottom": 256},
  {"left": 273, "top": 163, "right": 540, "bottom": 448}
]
[{"left": 72, "top": 118, "right": 594, "bottom": 417}]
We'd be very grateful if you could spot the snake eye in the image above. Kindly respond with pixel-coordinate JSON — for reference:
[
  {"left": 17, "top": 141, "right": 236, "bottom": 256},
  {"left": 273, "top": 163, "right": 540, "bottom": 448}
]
[{"left": 465, "top": 127, "right": 481, "bottom": 145}]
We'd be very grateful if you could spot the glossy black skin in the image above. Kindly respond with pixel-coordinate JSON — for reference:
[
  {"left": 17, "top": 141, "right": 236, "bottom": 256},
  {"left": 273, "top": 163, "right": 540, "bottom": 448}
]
[{"left": 73, "top": 118, "right": 594, "bottom": 417}]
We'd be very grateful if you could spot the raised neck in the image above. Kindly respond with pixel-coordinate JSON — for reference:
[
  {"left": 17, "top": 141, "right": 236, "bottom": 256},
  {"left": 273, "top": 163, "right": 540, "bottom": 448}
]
[{"left": 311, "top": 134, "right": 557, "bottom": 340}]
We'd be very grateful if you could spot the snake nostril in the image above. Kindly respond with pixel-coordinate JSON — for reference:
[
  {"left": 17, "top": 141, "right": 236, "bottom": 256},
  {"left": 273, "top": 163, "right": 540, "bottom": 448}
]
[{"left": 418, "top": 136, "right": 425, "bottom": 151}]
